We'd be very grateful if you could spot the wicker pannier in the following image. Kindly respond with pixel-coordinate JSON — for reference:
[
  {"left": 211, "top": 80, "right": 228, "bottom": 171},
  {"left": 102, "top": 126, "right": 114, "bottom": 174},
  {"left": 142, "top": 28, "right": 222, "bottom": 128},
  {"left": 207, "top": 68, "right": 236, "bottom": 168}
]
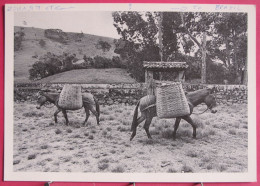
[
  {"left": 58, "top": 84, "right": 83, "bottom": 110},
  {"left": 156, "top": 82, "right": 190, "bottom": 118}
]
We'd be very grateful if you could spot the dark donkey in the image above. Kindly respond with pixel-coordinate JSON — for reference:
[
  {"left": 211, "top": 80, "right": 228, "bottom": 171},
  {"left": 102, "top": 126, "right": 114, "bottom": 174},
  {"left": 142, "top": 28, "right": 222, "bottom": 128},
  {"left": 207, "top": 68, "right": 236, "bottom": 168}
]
[
  {"left": 130, "top": 88, "right": 217, "bottom": 141},
  {"left": 36, "top": 91, "right": 100, "bottom": 126}
]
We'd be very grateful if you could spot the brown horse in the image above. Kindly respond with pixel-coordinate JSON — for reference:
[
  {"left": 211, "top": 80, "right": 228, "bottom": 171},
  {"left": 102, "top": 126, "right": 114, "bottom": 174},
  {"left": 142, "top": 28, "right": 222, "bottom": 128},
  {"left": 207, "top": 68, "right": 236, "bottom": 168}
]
[
  {"left": 130, "top": 88, "right": 217, "bottom": 141},
  {"left": 36, "top": 91, "right": 100, "bottom": 126}
]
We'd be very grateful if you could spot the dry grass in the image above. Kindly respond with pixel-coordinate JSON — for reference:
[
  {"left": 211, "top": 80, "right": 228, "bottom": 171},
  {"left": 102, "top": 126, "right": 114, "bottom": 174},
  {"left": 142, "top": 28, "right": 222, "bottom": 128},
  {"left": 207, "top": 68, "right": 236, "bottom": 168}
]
[{"left": 13, "top": 102, "right": 248, "bottom": 173}]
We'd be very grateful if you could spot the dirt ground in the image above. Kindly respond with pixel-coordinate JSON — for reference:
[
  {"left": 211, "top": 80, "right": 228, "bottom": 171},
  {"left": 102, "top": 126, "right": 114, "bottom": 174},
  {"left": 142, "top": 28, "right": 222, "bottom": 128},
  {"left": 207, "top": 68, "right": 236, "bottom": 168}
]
[{"left": 13, "top": 102, "right": 248, "bottom": 173}]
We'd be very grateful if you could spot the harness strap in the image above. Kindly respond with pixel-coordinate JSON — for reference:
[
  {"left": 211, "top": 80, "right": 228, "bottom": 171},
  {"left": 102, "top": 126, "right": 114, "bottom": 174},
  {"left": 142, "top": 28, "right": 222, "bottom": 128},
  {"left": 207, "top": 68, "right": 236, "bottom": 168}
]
[
  {"left": 193, "top": 103, "right": 213, "bottom": 115},
  {"left": 141, "top": 104, "right": 156, "bottom": 112}
]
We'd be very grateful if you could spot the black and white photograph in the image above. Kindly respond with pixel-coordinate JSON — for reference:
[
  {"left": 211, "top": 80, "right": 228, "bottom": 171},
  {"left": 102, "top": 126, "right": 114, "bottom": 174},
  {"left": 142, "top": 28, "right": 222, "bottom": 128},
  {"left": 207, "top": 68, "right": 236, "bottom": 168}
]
[{"left": 4, "top": 3, "right": 256, "bottom": 182}]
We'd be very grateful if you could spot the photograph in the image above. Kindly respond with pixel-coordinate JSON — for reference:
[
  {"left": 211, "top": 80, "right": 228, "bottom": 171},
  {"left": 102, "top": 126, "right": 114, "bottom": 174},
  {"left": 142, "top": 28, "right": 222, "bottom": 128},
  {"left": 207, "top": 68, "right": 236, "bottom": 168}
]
[{"left": 4, "top": 3, "right": 256, "bottom": 183}]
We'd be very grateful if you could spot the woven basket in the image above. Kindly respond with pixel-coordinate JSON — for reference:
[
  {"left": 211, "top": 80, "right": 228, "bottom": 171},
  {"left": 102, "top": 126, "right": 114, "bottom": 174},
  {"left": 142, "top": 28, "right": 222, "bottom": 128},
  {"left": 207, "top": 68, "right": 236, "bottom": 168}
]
[
  {"left": 156, "top": 82, "right": 190, "bottom": 118},
  {"left": 58, "top": 84, "right": 83, "bottom": 110}
]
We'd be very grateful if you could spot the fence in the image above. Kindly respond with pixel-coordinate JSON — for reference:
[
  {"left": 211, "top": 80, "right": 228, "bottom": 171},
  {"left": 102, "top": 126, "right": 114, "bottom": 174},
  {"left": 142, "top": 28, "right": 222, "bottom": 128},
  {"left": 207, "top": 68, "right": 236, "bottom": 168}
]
[{"left": 14, "top": 83, "right": 248, "bottom": 105}]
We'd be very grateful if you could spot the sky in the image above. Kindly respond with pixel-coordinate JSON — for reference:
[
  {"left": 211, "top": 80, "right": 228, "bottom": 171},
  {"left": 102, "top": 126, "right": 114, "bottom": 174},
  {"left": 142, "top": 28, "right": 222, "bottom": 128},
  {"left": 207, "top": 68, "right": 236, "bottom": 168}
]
[{"left": 14, "top": 11, "right": 120, "bottom": 39}]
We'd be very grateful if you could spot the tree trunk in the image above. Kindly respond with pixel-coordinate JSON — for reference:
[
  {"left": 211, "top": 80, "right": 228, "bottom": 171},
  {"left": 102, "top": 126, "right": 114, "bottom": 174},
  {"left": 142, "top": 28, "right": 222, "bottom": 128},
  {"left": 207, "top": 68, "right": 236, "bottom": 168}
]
[{"left": 201, "top": 32, "right": 207, "bottom": 84}]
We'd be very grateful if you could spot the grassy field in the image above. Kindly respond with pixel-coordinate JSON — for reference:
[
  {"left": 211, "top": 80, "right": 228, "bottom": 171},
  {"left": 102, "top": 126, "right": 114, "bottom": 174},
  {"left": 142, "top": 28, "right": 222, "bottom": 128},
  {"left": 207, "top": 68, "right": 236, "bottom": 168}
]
[
  {"left": 13, "top": 102, "right": 248, "bottom": 173},
  {"left": 36, "top": 68, "right": 136, "bottom": 84}
]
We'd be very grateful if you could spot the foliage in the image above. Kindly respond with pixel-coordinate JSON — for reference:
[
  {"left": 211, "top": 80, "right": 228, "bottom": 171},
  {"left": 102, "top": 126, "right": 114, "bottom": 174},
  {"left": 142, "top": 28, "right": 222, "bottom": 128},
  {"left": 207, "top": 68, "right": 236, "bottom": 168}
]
[
  {"left": 209, "top": 13, "right": 248, "bottom": 84},
  {"left": 112, "top": 11, "right": 248, "bottom": 84},
  {"left": 14, "top": 29, "right": 25, "bottom": 51},
  {"left": 29, "top": 61, "right": 60, "bottom": 80},
  {"left": 92, "top": 56, "right": 122, "bottom": 68},
  {"left": 95, "top": 40, "right": 112, "bottom": 52},
  {"left": 39, "top": 39, "right": 46, "bottom": 48},
  {"left": 44, "top": 29, "right": 69, "bottom": 44},
  {"left": 29, "top": 52, "right": 77, "bottom": 80},
  {"left": 113, "top": 12, "right": 161, "bottom": 81},
  {"left": 83, "top": 55, "right": 94, "bottom": 66}
]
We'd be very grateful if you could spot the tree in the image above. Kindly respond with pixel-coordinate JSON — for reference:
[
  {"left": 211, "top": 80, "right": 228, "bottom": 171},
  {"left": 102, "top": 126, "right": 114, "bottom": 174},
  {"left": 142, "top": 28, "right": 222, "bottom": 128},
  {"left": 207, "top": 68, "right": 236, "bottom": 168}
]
[
  {"left": 175, "top": 12, "right": 216, "bottom": 83},
  {"left": 113, "top": 11, "right": 174, "bottom": 81},
  {"left": 95, "top": 40, "right": 112, "bottom": 52},
  {"left": 39, "top": 39, "right": 46, "bottom": 48},
  {"left": 211, "top": 13, "right": 247, "bottom": 84}
]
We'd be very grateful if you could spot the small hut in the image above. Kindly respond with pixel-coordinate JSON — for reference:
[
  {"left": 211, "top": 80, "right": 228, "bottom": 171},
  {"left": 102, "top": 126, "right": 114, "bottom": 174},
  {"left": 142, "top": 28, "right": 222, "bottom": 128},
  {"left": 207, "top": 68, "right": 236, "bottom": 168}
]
[{"left": 143, "top": 61, "right": 188, "bottom": 95}]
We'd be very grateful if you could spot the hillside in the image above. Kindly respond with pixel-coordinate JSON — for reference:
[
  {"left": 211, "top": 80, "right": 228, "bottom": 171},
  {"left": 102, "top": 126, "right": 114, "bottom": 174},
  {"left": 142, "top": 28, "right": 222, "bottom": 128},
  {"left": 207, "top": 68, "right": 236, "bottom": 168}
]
[
  {"left": 36, "top": 68, "right": 136, "bottom": 84},
  {"left": 14, "top": 26, "right": 120, "bottom": 83}
]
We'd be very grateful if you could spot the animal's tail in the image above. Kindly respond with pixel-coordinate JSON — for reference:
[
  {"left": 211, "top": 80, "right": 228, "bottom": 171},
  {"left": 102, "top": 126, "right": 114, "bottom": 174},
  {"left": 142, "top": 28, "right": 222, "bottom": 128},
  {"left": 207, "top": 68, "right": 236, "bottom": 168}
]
[
  {"left": 131, "top": 100, "right": 140, "bottom": 131},
  {"left": 94, "top": 97, "right": 100, "bottom": 117}
]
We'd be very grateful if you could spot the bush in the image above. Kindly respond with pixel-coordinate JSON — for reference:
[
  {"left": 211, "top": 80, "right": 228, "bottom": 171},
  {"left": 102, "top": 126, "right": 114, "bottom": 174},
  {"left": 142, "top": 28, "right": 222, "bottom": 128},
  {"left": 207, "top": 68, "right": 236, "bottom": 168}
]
[
  {"left": 14, "top": 30, "right": 25, "bottom": 51},
  {"left": 93, "top": 56, "right": 113, "bottom": 68},
  {"left": 29, "top": 61, "right": 61, "bottom": 80},
  {"left": 29, "top": 52, "right": 77, "bottom": 80},
  {"left": 83, "top": 55, "right": 94, "bottom": 66},
  {"left": 39, "top": 39, "right": 46, "bottom": 48},
  {"left": 44, "top": 29, "right": 68, "bottom": 44},
  {"left": 95, "top": 40, "right": 111, "bottom": 52}
]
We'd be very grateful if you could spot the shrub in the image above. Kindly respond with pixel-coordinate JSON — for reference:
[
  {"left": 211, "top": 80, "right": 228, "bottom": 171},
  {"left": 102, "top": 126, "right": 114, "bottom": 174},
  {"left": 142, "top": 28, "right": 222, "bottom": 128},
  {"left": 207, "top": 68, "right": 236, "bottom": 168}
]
[
  {"left": 186, "top": 150, "right": 198, "bottom": 158},
  {"left": 29, "top": 61, "right": 60, "bottom": 80},
  {"left": 98, "top": 159, "right": 110, "bottom": 170},
  {"left": 14, "top": 29, "right": 25, "bottom": 51},
  {"left": 88, "top": 135, "right": 94, "bottom": 140},
  {"left": 93, "top": 56, "right": 112, "bottom": 68},
  {"left": 55, "top": 129, "right": 62, "bottom": 134},
  {"left": 44, "top": 29, "right": 68, "bottom": 44},
  {"left": 28, "top": 154, "right": 37, "bottom": 160},
  {"left": 95, "top": 40, "right": 111, "bottom": 52},
  {"left": 39, "top": 39, "right": 46, "bottom": 48},
  {"left": 181, "top": 165, "right": 193, "bottom": 173},
  {"left": 29, "top": 52, "right": 77, "bottom": 80},
  {"left": 83, "top": 55, "right": 94, "bottom": 66}
]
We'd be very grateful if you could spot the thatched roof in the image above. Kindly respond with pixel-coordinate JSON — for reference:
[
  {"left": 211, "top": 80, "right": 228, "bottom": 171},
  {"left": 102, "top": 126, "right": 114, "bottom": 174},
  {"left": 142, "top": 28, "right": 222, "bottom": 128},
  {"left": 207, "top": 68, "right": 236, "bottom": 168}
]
[{"left": 143, "top": 61, "right": 188, "bottom": 70}]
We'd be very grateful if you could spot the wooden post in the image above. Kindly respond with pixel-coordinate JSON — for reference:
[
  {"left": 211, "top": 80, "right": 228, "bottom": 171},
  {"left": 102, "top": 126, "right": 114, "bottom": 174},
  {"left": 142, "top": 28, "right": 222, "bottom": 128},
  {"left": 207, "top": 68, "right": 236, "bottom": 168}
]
[
  {"left": 178, "top": 70, "right": 185, "bottom": 82},
  {"left": 201, "top": 32, "right": 207, "bottom": 84},
  {"left": 145, "top": 69, "right": 155, "bottom": 95},
  {"left": 145, "top": 69, "right": 154, "bottom": 83}
]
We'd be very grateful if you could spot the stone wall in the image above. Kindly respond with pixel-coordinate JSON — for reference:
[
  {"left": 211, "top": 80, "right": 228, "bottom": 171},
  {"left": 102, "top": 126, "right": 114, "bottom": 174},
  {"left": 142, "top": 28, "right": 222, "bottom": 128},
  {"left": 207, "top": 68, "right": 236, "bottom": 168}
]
[{"left": 14, "top": 83, "right": 248, "bottom": 105}]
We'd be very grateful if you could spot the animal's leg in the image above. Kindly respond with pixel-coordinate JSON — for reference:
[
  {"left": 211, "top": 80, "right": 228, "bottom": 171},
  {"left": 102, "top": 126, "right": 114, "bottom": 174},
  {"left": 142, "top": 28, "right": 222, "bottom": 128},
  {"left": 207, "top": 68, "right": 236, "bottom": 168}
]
[
  {"left": 182, "top": 115, "right": 197, "bottom": 138},
  {"left": 173, "top": 117, "right": 181, "bottom": 140},
  {"left": 89, "top": 105, "right": 99, "bottom": 125},
  {"left": 54, "top": 108, "right": 61, "bottom": 123},
  {"left": 83, "top": 107, "right": 90, "bottom": 126},
  {"left": 130, "top": 116, "right": 145, "bottom": 141},
  {"left": 61, "top": 109, "right": 69, "bottom": 126},
  {"left": 143, "top": 117, "right": 153, "bottom": 139}
]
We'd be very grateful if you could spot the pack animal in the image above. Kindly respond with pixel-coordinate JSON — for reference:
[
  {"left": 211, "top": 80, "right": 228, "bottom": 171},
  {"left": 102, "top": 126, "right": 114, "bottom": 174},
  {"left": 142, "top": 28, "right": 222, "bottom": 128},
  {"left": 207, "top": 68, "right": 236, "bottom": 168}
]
[
  {"left": 36, "top": 91, "right": 100, "bottom": 126},
  {"left": 130, "top": 88, "right": 217, "bottom": 141}
]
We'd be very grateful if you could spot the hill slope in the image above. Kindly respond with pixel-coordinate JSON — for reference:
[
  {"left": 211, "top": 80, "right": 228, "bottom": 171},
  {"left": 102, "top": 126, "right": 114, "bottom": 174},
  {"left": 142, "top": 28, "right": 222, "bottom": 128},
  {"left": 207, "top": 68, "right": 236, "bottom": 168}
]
[
  {"left": 14, "top": 26, "right": 120, "bottom": 83},
  {"left": 36, "top": 68, "right": 136, "bottom": 84}
]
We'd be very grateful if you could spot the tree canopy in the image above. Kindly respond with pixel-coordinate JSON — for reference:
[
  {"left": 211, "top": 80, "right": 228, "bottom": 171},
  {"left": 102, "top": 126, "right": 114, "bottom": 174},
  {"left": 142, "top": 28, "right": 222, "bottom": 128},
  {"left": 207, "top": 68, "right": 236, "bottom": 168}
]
[{"left": 112, "top": 11, "right": 248, "bottom": 84}]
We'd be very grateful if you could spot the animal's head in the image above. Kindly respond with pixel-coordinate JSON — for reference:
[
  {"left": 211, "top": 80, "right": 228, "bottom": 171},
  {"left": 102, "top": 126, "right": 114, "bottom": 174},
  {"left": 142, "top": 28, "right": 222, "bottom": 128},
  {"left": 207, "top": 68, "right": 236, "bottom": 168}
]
[
  {"left": 36, "top": 91, "right": 47, "bottom": 109},
  {"left": 205, "top": 87, "right": 217, "bottom": 113}
]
